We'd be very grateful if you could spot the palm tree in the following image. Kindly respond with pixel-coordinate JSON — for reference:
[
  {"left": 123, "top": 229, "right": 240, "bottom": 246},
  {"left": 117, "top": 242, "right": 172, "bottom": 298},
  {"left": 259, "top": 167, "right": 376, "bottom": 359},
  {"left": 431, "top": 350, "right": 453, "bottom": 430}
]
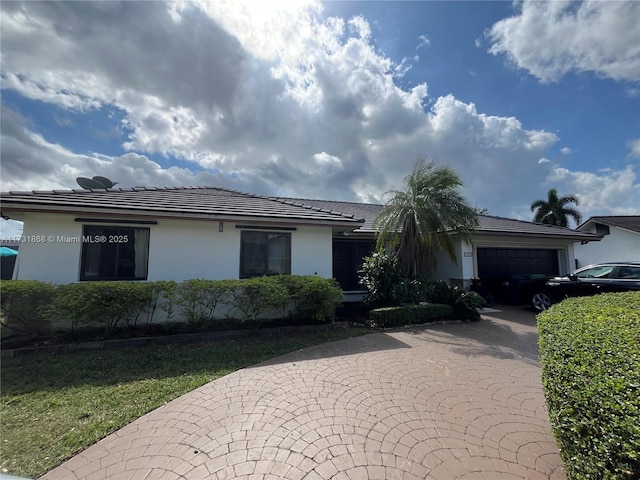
[
  {"left": 530, "top": 188, "right": 582, "bottom": 227},
  {"left": 374, "top": 158, "right": 478, "bottom": 278}
]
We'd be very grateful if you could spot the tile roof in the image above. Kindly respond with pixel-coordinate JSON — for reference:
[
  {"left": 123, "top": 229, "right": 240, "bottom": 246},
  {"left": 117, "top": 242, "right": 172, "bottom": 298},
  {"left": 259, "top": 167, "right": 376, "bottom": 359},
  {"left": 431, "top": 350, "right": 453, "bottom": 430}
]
[
  {"left": 293, "top": 199, "right": 600, "bottom": 240},
  {"left": 273, "top": 198, "right": 383, "bottom": 233},
  {"left": 0, "top": 186, "right": 603, "bottom": 240},
  {"left": 474, "top": 215, "right": 601, "bottom": 240},
  {"left": 0, "top": 187, "right": 364, "bottom": 226},
  {"left": 578, "top": 216, "right": 640, "bottom": 234}
]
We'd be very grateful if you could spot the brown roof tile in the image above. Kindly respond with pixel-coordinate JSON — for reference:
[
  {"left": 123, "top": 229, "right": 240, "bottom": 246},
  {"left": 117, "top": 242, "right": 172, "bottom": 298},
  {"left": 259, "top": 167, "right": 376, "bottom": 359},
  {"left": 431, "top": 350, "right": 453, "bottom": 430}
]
[
  {"left": 0, "top": 186, "right": 603, "bottom": 241},
  {"left": 293, "top": 199, "right": 600, "bottom": 240},
  {"left": 272, "top": 198, "right": 384, "bottom": 233},
  {"left": 0, "top": 187, "right": 364, "bottom": 226}
]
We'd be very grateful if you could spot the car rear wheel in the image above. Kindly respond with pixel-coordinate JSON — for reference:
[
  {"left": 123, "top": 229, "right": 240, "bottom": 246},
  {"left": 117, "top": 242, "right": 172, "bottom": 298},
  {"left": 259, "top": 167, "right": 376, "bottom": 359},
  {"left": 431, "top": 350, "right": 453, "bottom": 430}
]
[{"left": 532, "top": 292, "right": 552, "bottom": 312}]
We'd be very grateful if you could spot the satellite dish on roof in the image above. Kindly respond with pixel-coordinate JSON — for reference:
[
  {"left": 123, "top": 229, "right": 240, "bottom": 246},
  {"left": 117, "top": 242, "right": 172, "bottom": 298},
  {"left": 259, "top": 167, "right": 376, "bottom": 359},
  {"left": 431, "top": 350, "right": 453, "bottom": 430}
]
[
  {"left": 76, "top": 176, "right": 118, "bottom": 189},
  {"left": 93, "top": 176, "right": 117, "bottom": 188}
]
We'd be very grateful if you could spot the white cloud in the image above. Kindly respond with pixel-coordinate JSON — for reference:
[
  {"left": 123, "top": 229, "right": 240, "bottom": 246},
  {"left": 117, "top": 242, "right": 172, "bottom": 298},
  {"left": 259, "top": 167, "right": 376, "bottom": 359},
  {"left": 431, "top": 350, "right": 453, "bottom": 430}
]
[
  {"left": 0, "top": 219, "right": 24, "bottom": 240},
  {"left": 0, "top": 105, "right": 272, "bottom": 194},
  {"left": 417, "top": 35, "right": 430, "bottom": 49},
  {"left": 546, "top": 165, "right": 640, "bottom": 216},
  {"left": 183, "top": 0, "right": 322, "bottom": 63},
  {"left": 628, "top": 138, "right": 640, "bottom": 159},
  {"left": 313, "top": 152, "right": 342, "bottom": 167},
  {"left": 560, "top": 147, "right": 573, "bottom": 155},
  {"left": 394, "top": 56, "right": 416, "bottom": 78},
  {"left": 4, "top": 0, "right": 632, "bottom": 222},
  {"left": 487, "top": 1, "right": 640, "bottom": 82}
]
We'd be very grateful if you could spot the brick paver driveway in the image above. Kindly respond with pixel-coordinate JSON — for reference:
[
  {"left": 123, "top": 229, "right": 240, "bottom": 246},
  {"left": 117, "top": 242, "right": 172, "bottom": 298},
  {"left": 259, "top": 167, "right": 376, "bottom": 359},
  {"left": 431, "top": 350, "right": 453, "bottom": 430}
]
[{"left": 42, "top": 306, "right": 565, "bottom": 480}]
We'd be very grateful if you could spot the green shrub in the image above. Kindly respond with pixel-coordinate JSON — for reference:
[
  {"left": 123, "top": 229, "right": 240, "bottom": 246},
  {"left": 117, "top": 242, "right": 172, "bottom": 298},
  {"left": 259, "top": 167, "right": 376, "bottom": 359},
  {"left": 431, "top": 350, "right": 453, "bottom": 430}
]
[
  {"left": 538, "top": 292, "right": 640, "bottom": 479},
  {"left": 294, "top": 276, "right": 343, "bottom": 322},
  {"left": 271, "top": 274, "right": 306, "bottom": 316},
  {"left": 369, "top": 303, "right": 453, "bottom": 328},
  {"left": 174, "top": 279, "right": 236, "bottom": 327},
  {"left": 53, "top": 282, "right": 149, "bottom": 335},
  {"left": 1, "top": 276, "right": 346, "bottom": 338},
  {"left": 403, "top": 276, "right": 436, "bottom": 304},
  {"left": 358, "top": 252, "right": 409, "bottom": 307},
  {"left": 0, "top": 280, "right": 56, "bottom": 336},
  {"left": 426, "top": 281, "right": 485, "bottom": 320},
  {"left": 129, "top": 281, "right": 178, "bottom": 327},
  {"left": 155, "top": 280, "right": 178, "bottom": 324},
  {"left": 229, "top": 276, "right": 289, "bottom": 322}
]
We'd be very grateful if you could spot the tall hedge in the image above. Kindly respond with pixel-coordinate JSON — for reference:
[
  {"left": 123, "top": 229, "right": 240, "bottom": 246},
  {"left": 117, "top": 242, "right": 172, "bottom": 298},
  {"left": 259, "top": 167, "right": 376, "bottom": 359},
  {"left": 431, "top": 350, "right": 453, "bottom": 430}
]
[{"left": 537, "top": 292, "right": 640, "bottom": 479}]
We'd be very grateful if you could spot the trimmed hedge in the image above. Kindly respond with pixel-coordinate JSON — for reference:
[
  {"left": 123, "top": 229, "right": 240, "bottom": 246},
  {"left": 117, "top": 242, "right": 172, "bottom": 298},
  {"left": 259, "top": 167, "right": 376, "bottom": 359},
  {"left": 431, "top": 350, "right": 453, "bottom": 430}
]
[
  {"left": 0, "top": 280, "right": 56, "bottom": 336},
  {"left": 369, "top": 303, "right": 453, "bottom": 328},
  {"left": 538, "top": 292, "right": 640, "bottom": 479},
  {"left": 174, "top": 279, "right": 238, "bottom": 327},
  {"left": 0, "top": 275, "right": 344, "bottom": 337},
  {"left": 54, "top": 281, "right": 151, "bottom": 334}
]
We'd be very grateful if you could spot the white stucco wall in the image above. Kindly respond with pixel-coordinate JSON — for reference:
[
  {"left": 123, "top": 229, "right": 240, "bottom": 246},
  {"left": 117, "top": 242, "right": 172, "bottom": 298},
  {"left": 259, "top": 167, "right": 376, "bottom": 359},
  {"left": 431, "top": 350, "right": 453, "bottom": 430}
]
[
  {"left": 13, "top": 213, "right": 334, "bottom": 283},
  {"left": 13, "top": 213, "right": 83, "bottom": 283},
  {"left": 147, "top": 218, "right": 234, "bottom": 281},
  {"left": 433, "top": 239, "right": 469, "bottom": 286},
  {"left": 575, "top": 226, "right": 640, "bottom": 267},
  {"left": 290, "top": 226, "right": 333, "bottom": 277}
]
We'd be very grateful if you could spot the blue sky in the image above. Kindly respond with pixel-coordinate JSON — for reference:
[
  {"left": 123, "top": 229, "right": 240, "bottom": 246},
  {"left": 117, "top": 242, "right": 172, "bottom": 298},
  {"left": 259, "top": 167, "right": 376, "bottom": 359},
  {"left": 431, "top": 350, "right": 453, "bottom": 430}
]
[{"left": 1, "top": 1, "right": 639, "bottom": 238}]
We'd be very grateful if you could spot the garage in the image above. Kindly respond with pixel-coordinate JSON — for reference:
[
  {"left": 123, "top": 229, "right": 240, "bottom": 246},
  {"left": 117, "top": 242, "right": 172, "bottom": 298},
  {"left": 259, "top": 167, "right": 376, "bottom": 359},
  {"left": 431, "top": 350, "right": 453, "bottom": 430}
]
[{"left": 477, "top": 247, "right": 560, "bottom": 278}]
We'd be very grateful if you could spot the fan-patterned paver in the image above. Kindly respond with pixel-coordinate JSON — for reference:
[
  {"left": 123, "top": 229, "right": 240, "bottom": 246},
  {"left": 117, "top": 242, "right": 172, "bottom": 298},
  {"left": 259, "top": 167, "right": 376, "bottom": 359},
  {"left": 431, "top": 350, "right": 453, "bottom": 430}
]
[{"left": 41, "top": 306, "right": 564, "bottom": 480}]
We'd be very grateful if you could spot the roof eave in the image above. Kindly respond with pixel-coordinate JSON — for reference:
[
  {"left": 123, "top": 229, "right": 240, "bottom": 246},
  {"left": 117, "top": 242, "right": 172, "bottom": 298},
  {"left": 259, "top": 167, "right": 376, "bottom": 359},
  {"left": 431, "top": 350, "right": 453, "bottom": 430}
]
[
  {"left": 469, "top": 230, "right": 603, "bottom": 241},
  {"left": 0, "top": 203, "right": 364, "bottom": 228}
]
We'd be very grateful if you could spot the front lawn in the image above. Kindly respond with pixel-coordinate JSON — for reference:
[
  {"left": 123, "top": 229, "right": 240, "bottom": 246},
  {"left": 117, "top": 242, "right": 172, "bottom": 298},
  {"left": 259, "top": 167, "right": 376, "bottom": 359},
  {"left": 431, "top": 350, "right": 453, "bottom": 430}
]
[{"left": 0, "top": 328, "right": 370, "bottom": 478}]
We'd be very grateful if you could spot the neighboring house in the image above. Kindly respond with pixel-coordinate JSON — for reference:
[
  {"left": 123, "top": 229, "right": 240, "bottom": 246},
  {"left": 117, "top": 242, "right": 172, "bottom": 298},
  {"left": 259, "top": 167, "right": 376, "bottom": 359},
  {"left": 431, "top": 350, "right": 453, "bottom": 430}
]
[
  {"left": 575, "top": 216, "right": 640, "bottom": 267},
  {"left": 0, "top": 186, "right": 601, "bottom": 297}
]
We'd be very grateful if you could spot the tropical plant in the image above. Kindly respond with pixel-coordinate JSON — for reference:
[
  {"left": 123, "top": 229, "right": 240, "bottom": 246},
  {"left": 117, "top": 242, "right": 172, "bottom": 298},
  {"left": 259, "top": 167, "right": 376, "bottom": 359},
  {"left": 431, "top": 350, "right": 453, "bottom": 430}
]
[
  {"left": 530, "top": 188, "right": 582, "bottom": 227},
  {"left": 426, "top": 281, "right": 486, "bottom": 321},
  {"left": 358, "top": 252, "right": 409, "bottom": 307},
  {"left": 374, "top": 158, "right": 478, "bottom": 278}
]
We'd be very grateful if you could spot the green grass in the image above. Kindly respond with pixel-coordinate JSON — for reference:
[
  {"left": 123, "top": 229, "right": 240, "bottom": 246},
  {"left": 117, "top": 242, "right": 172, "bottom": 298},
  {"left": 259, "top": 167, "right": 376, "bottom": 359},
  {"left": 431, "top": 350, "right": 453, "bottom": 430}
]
[{"left": 0, "top": 327, "right": 370, "bottom": 478}]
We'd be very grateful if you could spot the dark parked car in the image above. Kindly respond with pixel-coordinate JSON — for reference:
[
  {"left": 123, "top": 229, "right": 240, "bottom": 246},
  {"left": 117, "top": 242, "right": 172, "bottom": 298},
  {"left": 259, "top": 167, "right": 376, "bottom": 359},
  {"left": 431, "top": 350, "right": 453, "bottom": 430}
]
[
  {"left": 480, "top": 274, "right": 550, "bottom": 307},
  {"left": 531, "top": 262, "right": 640, "bottom": 312}
]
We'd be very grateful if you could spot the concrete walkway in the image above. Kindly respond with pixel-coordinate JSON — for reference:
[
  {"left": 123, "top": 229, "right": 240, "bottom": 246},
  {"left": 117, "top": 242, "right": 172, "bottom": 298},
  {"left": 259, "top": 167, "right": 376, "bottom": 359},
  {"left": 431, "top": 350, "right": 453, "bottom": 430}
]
[{"left": 42, "top": 306, "right": 565, "bottom": 480}]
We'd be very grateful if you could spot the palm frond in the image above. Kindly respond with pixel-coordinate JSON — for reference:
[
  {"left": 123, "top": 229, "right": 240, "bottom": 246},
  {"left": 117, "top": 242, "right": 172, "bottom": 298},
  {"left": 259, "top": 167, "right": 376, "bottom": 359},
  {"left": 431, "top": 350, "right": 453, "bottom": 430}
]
[
  {"left": 373, "top": 158, "right": 478, "bottom": 278},
  {"left": 531, "top": 188, "right": 582, "bottom": 227}
]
